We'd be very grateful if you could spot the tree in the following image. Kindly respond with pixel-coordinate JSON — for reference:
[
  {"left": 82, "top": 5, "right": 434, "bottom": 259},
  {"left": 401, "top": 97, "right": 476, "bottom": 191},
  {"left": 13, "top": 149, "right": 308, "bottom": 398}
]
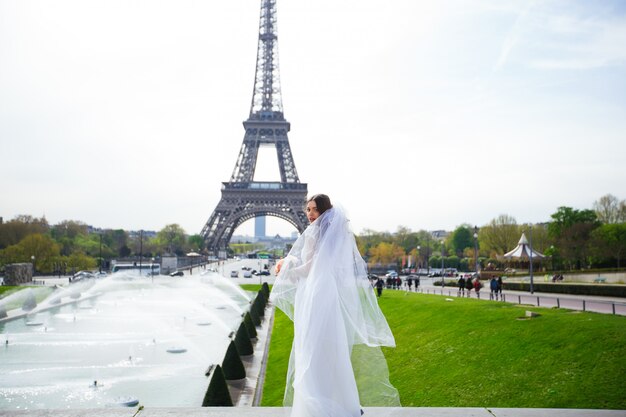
[
  {"left": 593, "top": 194, "right": 626, "bottom": 224},
  {"left": 50, "top": 220, "right": 88, "bottom": 240},
  {"left": 0, "top": 234, "right": 61, "bottom": 273},
  {"left": 368, "top": 242, "right": 405, "bottom": 265},
  {"left": 156, "top": 224, "right": 187, "bottom": 255},
  {"left": 0, "top": 215, "right": 49, "bottom": 249},
  {"left": 50, "top": 220, "right": 89, "bottom": 256},
  {"left": 107, "top": 229, "right": 129, "bottom": 256},
  {"left": 356, "top": 229, "right": 394, "bottom": 258},
  {"left": 548, "top": 207, "right": 598, "bottom": 239},
  {"left": 67, "top": 252, "right": 97, "bottom": 271},
  {"left": 548, "top": 207, "right": 600, "bottom": 270},
  {"left": 450, "top": 225, "right": 474, "bottom": 256},
  {"left": 394, "top": 226, "right": 420, "bottom": 253},
  {"left": 591, "top": 223, "right": 626, "bottom": 268},
  {"left": 188, "top": 234, "right": 204, "bottom": 252},
  {"left": 478, "top": 214, "right": 519, "bottom": 257}
]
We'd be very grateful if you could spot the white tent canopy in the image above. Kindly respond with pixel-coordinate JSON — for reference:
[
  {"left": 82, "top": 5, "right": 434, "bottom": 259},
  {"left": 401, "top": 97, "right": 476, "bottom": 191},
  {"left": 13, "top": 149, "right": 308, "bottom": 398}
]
[{"left": 503, "top": 233, "right": 546, "bottom": 259}]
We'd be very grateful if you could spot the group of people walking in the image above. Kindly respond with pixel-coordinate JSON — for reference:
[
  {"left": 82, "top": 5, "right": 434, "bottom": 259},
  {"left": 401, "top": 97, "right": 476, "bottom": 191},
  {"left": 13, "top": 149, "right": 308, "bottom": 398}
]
[
  {"left": 373, "top": 275, "right": 421, "bottom": 297},
  {"left": 457, "top": 275, "right": 503, "bottom": 300}
]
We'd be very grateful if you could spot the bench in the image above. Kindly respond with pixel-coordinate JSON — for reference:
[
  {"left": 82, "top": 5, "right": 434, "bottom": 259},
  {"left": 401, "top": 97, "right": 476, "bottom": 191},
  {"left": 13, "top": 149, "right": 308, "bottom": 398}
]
[{"left": 593, "top": 277, "right": 607, "bottom": 283}]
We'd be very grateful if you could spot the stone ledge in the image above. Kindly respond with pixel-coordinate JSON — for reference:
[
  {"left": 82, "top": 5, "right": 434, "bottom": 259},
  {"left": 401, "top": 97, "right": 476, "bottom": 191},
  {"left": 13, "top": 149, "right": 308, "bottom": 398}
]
[{"left": 1, "top": 407, "right": 624, "bottom": 417}]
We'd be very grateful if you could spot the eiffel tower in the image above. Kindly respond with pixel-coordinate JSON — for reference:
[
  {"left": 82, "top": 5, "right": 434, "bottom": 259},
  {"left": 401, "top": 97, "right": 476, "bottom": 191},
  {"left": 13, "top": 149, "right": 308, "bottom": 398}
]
[{"left": 201, "top": 0, "right": 308, "bottom": 256}]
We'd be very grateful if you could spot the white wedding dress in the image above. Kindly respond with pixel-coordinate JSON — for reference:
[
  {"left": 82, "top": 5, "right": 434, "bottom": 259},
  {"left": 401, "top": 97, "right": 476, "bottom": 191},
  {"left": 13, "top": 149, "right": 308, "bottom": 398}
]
[{"left": 270, "top": 206, "right": 400, "bottom": 417}]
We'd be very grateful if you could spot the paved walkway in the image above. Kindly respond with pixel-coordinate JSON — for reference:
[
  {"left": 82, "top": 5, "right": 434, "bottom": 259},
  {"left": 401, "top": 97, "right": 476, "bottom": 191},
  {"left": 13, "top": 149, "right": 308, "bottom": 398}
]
[{"left": 396, "top": 277, "right": 626, "bottom": 316}]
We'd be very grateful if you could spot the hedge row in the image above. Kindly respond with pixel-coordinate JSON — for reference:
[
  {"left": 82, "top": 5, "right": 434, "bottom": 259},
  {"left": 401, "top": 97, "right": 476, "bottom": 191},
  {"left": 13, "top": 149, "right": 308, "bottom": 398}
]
[
  {"left": 502, "top": 282, "right": 626, "bottom": 297},
  {"left": 435, "top": 279, "right": 626, "bottom": 297},
  {"left": 202, "top": 286, "right": 270, "bottom": 406}
]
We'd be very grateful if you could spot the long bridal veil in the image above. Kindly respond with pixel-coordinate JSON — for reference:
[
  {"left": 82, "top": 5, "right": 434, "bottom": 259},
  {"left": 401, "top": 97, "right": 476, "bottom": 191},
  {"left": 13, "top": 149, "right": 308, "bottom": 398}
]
[{"left": 270, "top": 205, "right": 400, "bottom": 416}]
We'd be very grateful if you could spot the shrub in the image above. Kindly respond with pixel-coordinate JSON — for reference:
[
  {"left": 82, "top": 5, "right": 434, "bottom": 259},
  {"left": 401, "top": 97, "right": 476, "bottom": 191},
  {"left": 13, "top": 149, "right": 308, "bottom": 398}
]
[
  {"left": 244, "top": 311, "right": 257, "bottom": 339},
  {"left": 202, "top": 365, "right": 233, "bottom": 406},
  {"left": 261, "top": 282, "right": 270, "bottom": 298},
  {"left": 503, "top": 282, "right": 626, "bottom": 297},
  {"left": 249, "top": 303, "right": 261, "bottom": 327},
  {"left": 234, "top": 322, "right": 254, "bottom": 356},
  {"left": 222, "top": 341, "right": 246, "bottom": 380}
]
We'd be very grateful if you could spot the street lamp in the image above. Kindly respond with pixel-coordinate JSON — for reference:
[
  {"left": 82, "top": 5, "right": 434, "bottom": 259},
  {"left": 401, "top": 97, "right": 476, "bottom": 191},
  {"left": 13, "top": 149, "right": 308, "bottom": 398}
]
[
  {"left": 473, "top": 226, "right": 479, "bottom": 277},
  {"left": 440, "top": 241, "right": 445, "bottom": 288},
  {"left": 426, "top": 234, "right": 430, "bottom": 276},
  {"left": 31, "top": 255, "right": 35, "bottom": 276},
  {"left": 417, "top": 245, "right": 421, "bottom": 273},
  {"left": 99, "top": 233, "right": 103, "bottom": 274},
  {"left": 138, "top": 230, "right": 144, "bottom": 276},
  {"left": 528, "top": 226, "right": 535, "bottom": 294}
]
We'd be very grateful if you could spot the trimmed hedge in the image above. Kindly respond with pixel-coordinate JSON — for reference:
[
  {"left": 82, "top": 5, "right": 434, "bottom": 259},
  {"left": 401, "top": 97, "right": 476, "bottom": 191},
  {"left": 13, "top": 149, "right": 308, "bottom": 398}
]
[
  {"left": 222, "top": 340, "right": 246, "bottom": 380},
  {"left": 503, "top": 282, "right": 626, "bottom": 297},
  {"left": 202, "top": 365, "right": 233, "bottom": 406},
  {"left": 234, "top": 322, "right": 254, "bottom": 356},
  {"left": 243, "top": 311, "right": 257, "bottom": 339},
  {"left": 251, "top": 293, "right": 265, "bottom": 320},
  {"left": 249, "top": 302, "right": 261, "bottom": 326},
  {"left": 261, "top": 282, "right": 270, "bottom": 299}
]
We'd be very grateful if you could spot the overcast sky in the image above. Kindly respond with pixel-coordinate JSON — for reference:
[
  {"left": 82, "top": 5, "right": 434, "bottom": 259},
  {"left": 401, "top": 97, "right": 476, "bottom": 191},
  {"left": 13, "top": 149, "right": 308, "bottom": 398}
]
[{"left": 1, "top": 0, "right": 625, "bottom": 237}]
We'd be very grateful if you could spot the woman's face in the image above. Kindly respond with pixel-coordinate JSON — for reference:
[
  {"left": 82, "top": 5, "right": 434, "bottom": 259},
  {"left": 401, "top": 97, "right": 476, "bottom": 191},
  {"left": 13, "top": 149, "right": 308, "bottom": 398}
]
[{"left": 306, "top": 200, "right": 320, "bottom": 223}]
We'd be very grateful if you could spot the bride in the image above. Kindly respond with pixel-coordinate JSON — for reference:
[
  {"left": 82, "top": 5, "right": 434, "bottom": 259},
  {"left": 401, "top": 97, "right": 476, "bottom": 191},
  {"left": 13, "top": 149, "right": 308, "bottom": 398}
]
[{"left": 270, "top": 194, "right": 400, "bottom": 417}]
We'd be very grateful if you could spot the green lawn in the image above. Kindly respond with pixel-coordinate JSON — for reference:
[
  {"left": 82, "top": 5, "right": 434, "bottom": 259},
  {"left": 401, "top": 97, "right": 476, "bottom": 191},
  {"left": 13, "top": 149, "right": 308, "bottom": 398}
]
[
  {"left": 0, "top": 285, "right": 53, "bottom": 311},
  {"left": 257, "top": 287, "right": 626, "bottom": 409}
]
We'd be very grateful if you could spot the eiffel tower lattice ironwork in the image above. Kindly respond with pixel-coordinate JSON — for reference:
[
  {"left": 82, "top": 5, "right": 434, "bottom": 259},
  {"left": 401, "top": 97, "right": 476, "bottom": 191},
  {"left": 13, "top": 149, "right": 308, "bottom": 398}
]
[{"left": 201, "top": 0, "right": 308, "bottom": 256}]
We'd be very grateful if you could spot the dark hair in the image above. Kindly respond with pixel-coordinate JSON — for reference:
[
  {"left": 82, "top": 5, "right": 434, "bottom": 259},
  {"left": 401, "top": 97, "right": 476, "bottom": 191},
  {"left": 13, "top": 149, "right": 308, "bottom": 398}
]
[{"left": 307, "top": 194, "right": 333, "bottom": 215}]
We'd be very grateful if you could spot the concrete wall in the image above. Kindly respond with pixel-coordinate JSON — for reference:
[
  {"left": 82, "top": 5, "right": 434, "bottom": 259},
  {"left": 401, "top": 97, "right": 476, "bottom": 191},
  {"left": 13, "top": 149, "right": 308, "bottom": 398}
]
[
  {"left": 565, "top": 271, "right": 626, "bottom": 284},
  {"left": 4, "top": 263, "right": 33, "bottom": 285}
]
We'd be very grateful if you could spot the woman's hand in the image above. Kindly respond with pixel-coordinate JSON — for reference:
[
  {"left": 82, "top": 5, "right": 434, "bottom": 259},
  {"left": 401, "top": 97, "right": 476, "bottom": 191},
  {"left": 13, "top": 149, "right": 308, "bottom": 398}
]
[{"left": 275, "top": 258, "right": 284, "bottom": 274}]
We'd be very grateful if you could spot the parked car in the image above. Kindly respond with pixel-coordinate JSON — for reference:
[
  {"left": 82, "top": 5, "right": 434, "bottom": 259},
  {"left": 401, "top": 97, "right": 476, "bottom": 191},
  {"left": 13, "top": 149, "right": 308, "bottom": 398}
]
[
  {"left": 385, "top": 270, "right": 398, "bottom": 278},
  {"left": 243, "top": 270, "right": 252, "bottom": 278},
  {"left": 254, "top": 270, "right": 270, "bottom": 276},
  {"left": 230, "top": 270, "right": 239, "bottom": 278},
  {"left": 170, "top": 271, "right": 184, "bottom": 277},
  {"left": 71, "top": 271, "right": 95, "bottom": 282}
]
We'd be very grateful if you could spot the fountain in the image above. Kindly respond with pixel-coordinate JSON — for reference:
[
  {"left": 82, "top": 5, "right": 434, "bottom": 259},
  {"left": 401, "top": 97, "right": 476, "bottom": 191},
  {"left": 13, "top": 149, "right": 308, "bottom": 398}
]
[{"left": 0, "top": 271, "right": 251, "bottom": 410}]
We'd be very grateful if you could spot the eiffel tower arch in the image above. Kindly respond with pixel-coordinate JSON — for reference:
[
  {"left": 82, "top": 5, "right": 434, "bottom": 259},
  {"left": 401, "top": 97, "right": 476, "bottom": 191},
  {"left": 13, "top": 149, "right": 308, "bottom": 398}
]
[{"left": 201, "top": 0, "right": 308, "bottom": 256}]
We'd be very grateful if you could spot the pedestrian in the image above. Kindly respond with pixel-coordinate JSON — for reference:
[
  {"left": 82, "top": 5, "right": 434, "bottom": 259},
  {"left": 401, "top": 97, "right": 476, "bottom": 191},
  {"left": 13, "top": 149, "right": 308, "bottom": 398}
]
[
  {"left": 465, "top": 274, "right": 473, "bottom": 297},
  {"left": 473, "top": 277, "right": 482, "bottom": 296},
  {"left": 497, "top": 276, "right": 503, "bottom": 300},
  {"left": 458, "top": 275, "right": 466, "bottom": 297},
  {"left": 271, "top": 194, "right": 400, "bottom": 417},
  {"left": 490, "top": 277, "right": 498, "bottom": 300},
  {"left": 375, "top": 278, "right": 384, "bottom": 297},
  {"left": 407, "top": 277, "right": 413, "bottom": 292}
]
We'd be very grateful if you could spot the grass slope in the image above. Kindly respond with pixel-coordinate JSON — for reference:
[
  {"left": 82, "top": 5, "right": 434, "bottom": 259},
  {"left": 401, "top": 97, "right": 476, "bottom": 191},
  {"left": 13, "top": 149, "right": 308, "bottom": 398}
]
[{"left": 260, "top": 288, "right": 626, "bottom": 409}]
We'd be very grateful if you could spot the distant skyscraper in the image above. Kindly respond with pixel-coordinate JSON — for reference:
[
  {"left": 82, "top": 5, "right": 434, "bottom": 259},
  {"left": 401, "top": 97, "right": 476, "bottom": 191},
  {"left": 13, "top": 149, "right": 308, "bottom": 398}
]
[{"left": 255, "top": 216, "right": 266, "bottom": 238}]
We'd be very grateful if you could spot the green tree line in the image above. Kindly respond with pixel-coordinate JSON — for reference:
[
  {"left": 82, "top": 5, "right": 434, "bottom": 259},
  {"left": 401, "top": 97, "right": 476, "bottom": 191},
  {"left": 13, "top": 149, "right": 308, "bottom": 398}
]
[
  {"left": 2, "top": 193, "right": 624, "bottom": 275},
  {"left": 0, "top": 217, "right": 203, "bottom": 275},
  {"left": 356, "top": 194, "right": 626, "bottom": 273}
]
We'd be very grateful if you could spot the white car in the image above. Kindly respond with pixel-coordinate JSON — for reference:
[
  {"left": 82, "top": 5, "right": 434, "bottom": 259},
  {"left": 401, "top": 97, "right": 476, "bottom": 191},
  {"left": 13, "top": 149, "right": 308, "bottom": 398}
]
[
  {"left": 230, "top": 270, "right": 239, "bottom": 278},
  {"left": 243, "top": 270, "right": 252, "bottom": 278}
]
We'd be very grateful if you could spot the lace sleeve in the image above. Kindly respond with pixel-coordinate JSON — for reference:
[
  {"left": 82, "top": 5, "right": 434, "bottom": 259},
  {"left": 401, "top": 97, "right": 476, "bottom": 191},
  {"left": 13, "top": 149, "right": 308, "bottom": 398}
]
[{"left": 279, "top": 228, "right": 317, "bottom": 282}]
